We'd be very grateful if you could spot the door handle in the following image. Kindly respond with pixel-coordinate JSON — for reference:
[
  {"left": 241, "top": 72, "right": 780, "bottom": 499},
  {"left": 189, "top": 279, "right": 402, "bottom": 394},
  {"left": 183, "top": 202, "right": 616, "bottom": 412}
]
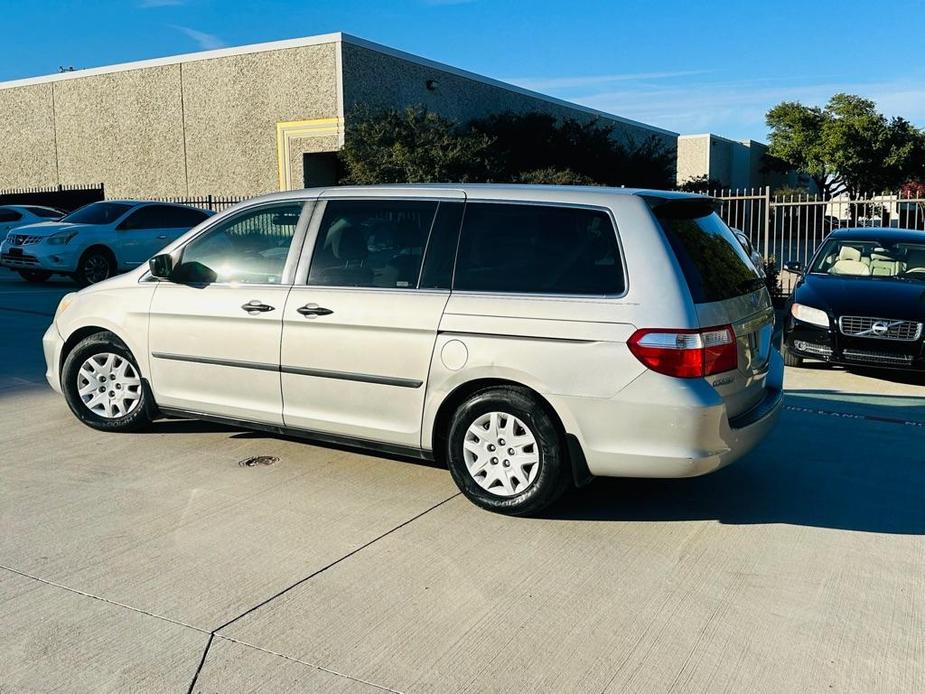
[
  {"left": 241, "top": 300, "right": 275, "bottom": 315},
  {"left": 296, "top": 303, "right": 334, "bottom": 317},
  {"left": 157, "top": 235, "right": 168, "bottom": 240}
]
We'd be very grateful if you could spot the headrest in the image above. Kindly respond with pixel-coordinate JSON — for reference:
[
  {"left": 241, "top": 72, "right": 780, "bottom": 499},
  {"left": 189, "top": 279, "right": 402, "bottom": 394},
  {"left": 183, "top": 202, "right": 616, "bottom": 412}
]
[
  {"left": 333, "top": 224, "right": 368, "bottom": 262},
  {"left": 838, "top": 246, "right": 861, "bottom": 262}
]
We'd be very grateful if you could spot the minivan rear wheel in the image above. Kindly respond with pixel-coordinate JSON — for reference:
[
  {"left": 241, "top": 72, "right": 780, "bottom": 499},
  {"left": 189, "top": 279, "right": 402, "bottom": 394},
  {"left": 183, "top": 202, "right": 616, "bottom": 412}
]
[
  {"left": 62, "top": 331, "right": 155, "bottom": 432},
  {"left": 446, "top": 386, "right": 570, "bottom": 516}
]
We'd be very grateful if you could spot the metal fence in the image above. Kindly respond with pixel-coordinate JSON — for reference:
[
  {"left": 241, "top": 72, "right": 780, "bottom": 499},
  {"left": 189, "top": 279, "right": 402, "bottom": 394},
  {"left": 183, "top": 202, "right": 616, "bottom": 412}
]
[
  {"left": 703, "top": 187, "right": 925, "bottom": 293},
  {"left": 149, "top": 195, "right": 251, "bottom": 213},
  {"left": 0, "top": 182, "right": 105, "bottom": 212}
]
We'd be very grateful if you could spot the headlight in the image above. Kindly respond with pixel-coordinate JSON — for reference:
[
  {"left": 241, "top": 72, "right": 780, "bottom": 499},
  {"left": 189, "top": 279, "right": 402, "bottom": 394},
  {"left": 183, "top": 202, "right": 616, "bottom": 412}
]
[
  {"left": 791, "top": 303, "right": 830, "bottom": 328},
  {"left": 55, "top": 292, "right": 77, "bottom": 320},
  {"left": 46, "top": 231, "right": 77, "bottom": 246}
]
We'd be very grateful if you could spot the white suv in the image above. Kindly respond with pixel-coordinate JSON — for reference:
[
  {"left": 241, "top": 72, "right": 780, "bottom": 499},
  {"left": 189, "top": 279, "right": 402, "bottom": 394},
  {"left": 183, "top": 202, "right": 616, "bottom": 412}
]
[
  {"left": 42, "top": 185, "right": 782, "bottom": 515},
  {"left": 0, "top": 200, "right": 212, "bottom": 286}
]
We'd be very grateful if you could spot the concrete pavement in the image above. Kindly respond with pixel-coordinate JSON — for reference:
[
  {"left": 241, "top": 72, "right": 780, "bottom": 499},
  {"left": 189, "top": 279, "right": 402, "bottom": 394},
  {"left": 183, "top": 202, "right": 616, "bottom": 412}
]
[{"left": 1, "top": 268, "right": 923, "bottom": 693}]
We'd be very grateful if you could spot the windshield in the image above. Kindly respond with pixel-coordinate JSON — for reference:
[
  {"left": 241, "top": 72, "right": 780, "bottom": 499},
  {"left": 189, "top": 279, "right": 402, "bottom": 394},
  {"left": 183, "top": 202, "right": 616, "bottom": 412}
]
[
  {"left": 61, "top": 202, "right": 132, "bottom": 225},
  {"left": 810, "top": 238, "right": 925, "bottom": 280}
]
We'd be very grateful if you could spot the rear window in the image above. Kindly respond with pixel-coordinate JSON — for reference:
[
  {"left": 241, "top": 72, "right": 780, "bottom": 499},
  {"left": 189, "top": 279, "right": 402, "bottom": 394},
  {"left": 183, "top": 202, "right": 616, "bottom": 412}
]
[
  {"left": 454, "top": 203, "right": 624, "bottom": 295},
  {"left": 655, "top": 200, "right": 762, "bottom": 303}
]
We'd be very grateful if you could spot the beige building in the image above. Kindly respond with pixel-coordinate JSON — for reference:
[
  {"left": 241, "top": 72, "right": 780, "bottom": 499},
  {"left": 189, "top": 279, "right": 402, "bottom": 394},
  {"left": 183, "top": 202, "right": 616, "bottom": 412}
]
[
  {"left": 676, "top": 133, "right": 808, "bottom": 191},
  {"left": 0, "top": 33, "right": 678, "bottom": 198}
]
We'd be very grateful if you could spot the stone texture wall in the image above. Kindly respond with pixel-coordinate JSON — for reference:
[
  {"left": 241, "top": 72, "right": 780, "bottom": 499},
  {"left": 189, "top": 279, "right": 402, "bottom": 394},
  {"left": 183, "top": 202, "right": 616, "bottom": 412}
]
[
  {"left": 182, "top": 44, "right": 338, "bottom": 196},
  {"left": 53, "top": 65, "right": 187, "bottom": 198},
  {"left": 676, "top": 136, "right": 711, "bottom": 186},
  {"left": 340, "top": 43, "right": 678, "bottom": 154},
  {"left": 0, "top": 82, "right": 58, "bottom": 189},
  {"left": 0, "top": 42, "right": 339, "bottom": 198}
]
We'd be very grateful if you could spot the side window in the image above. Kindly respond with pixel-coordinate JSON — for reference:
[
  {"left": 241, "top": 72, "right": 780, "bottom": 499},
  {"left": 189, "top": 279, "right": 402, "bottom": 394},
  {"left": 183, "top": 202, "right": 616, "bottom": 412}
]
[
  {"left": 454, "top": 203, "right": 624, "bottom": 295},
  {"left": 180, "top": 203, "right": 303, "bottom": 284},
  {"left": 0, "top": 209, "right": 23, "bottom": 222},
  {"left": 307, "top": 200, "right": 438, "bottom": 289},
  {"left": 119, "top": 205, "right": 168, "bottom": 230},
  {"left": 161, "top": 206, "right": 210, "bottom": 228}
]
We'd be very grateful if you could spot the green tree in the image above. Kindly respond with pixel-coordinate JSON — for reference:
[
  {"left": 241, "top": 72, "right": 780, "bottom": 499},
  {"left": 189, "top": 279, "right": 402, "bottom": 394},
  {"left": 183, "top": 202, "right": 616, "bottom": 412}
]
[
  {"left": 766, "top": 93, "right": 925, "bottom": 199},
  {"left": 339, "top": 105, "right": 494, "bottom": 184},
  {"left": 516, "top": 167, "right": 599, "bottom": 185},
  {"left": 676, "top": 174, "right": 723, "bottom": 193}
]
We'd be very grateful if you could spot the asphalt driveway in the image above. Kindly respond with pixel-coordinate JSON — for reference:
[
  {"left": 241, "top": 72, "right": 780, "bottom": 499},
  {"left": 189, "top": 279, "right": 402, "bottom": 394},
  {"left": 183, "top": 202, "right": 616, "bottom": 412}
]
[{"left": 1, "top": 268, "right": 923, "bottom": 693}]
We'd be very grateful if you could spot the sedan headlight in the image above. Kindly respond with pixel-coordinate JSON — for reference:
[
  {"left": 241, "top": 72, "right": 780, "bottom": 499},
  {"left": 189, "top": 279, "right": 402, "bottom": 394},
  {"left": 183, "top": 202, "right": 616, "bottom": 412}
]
[
  {"left": 46, "top": 231, "right": 77, "bottom": 245},
  {"left": 791, "top": 303, "right": 830, "bottom": 328}
]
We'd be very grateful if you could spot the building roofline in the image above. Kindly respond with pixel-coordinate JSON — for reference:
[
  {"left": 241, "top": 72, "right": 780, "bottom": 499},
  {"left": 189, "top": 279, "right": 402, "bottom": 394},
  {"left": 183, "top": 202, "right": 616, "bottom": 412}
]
[
  {"left": 0, "top": 31, "right": 678, "bottom": 137},
  {"left": 338, "top": 34, "right": 678, "bottom": 137},
  {"left": 0, "top": 32, "right": 345, "bottom": 90}
]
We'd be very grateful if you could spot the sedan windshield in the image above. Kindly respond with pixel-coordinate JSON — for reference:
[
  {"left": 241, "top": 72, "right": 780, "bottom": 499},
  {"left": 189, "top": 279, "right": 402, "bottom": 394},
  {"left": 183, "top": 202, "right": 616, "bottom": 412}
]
[
  {"left": 810, "top": 239, "right": 925, "bottom": 281},
  {"left": 61, "top": 202, "right": 132, "bottom": 225}
]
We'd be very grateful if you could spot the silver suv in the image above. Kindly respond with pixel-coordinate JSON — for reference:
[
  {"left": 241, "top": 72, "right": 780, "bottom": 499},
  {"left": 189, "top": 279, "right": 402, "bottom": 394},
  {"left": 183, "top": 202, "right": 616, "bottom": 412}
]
[{"left": 43, "top": 185, "right": 782, "bottom": 515}]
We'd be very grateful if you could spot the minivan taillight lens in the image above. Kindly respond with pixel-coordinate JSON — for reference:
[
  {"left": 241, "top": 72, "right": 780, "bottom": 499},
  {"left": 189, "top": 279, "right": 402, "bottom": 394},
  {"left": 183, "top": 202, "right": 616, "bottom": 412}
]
[{"left": 627, "top": 325, "right": 737, "bottom": 378}]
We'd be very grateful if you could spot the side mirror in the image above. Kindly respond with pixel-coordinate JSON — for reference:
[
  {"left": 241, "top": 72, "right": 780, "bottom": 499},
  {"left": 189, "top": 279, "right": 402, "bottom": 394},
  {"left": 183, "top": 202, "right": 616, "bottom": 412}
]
[
  {"left": 783, "top": 260, "right": 803, "bottom": 275},
  {"left": 149, "top": 253, "right": 174, "bottom": 279},
  {"left": 169, "top": 261, "right": 218, "bottom": 285}
]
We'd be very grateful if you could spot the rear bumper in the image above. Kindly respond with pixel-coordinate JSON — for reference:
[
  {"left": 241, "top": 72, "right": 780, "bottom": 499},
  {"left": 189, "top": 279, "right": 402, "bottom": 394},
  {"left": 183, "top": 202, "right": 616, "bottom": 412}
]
[{"left": 552, "top": 348, "right": 783, "bottom": 479}]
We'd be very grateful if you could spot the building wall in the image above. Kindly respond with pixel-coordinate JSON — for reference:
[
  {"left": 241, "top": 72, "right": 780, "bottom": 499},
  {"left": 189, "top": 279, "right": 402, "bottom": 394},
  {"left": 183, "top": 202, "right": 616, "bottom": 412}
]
[
  {"left": 0, "top": 41, "right": 340, "bottom": 198},
  {"left": 340, "top": 42, "right": 678, "bottom": 154},
  {"left": 0, "top": 82, "right": 58, "bottom": 189},
  {"left": 676, "top": 136, "right": 710, "bottom": 187}
]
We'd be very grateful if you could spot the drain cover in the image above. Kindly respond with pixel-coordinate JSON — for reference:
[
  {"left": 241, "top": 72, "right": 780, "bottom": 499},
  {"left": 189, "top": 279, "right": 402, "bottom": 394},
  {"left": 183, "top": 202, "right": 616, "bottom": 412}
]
[{"left": 238, "top": 455, "right": 280, "bottom": 468}]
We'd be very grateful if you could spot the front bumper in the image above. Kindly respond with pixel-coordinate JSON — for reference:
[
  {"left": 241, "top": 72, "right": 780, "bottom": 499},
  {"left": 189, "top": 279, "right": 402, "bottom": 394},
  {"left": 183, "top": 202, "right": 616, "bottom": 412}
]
[
  {"left": 551, "top": 348, "right": 784, "bottom": 479},
  {"left": 0, "top": 240, "right": 78, "bottom": 273},
  {"left": 786, "top": 317, "right": 925, "bottom": 371},
  {"left": 42, "top": 321, "right": 65, "bottom": 394}
]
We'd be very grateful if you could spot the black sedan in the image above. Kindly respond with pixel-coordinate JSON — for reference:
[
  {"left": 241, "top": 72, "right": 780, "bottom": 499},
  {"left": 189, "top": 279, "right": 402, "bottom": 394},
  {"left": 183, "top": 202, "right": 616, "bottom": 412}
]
[{"left": 783, "top": 228, "right": 925, "bottom": 371}]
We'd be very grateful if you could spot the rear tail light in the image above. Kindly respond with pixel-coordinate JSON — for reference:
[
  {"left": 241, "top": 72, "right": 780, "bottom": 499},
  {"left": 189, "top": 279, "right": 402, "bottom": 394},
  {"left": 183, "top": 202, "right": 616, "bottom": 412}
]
[{"left": 627, "top": 325, "right": 737, "bottom": 378}]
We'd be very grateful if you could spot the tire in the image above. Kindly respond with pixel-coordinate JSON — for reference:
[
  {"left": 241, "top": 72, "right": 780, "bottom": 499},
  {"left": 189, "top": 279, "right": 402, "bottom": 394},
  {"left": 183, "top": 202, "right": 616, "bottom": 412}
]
[
  {"left": 18, "top": 269, "right": 52, "bottom": 283},
  {"left": 783, "top": 344, "right": 804, "bottom": 367},
  {"left": 446, "top": 386, "right": 571, "bottom": 516},
  {"left": 74, "top": 248, "right": 114, "bottom": 287},
  {"left": 61, "top": 331, "right": 155, "bottom": 432}
]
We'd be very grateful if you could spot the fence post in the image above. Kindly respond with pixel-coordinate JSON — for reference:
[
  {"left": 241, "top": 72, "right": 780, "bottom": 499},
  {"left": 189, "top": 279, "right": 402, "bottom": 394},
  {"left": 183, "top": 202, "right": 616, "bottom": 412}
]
[
  {"left": 207, "top": 194, "right": 213, "bottom": 211},
  {"left": 762, "top": 186, "right": 771, "bottom": 259}
]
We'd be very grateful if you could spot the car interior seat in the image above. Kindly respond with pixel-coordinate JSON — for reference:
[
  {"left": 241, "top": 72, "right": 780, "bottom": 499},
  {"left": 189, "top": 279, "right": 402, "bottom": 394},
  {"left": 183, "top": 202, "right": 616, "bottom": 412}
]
[
  {"left": 830, "top": 246, "right": 870, "bottom": 276},
  {"left": 869, "top": 252, "right": 903, "bottom": 277}
]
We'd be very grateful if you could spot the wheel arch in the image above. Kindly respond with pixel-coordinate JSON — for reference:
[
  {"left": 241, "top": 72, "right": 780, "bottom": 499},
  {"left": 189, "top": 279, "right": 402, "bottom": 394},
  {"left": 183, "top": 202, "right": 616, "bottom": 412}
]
[
  {"left": 429, "top": 377, "right": 591, "bottom": 486},
  {"left": 60, "top": 325, "right": 133, "bottom": 377},
  {"left": 78, "top": 244, "right": 117, "bottom": 270}
]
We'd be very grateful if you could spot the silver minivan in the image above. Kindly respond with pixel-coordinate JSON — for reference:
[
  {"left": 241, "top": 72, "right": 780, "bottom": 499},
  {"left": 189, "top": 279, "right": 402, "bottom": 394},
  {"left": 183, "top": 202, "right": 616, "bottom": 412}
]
[{"left": 43, "top": 185, "right": 783, "bottom": 515}]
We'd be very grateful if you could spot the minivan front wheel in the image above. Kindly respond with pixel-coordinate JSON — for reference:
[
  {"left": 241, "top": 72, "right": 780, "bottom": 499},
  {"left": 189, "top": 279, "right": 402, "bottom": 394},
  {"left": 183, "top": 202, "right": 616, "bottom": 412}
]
[
  {"left": 446, "top": 386, "right": 570, "bottom": 515},
  {"left": 62, "top": 331, "right": 154, "bottom": 432}
]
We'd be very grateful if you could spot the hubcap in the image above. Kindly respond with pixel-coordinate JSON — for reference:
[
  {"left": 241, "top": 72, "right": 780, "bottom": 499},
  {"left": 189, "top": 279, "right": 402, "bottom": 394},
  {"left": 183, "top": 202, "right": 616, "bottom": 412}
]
[
  {"left": 462, "top": 411, "right": 539, "bottom": 497},
  {"left": 83, "top": 255, "right": 110, "bottom": 284},
  {"left": 77, "top": 353, "right": 142, "bottom": 419}
]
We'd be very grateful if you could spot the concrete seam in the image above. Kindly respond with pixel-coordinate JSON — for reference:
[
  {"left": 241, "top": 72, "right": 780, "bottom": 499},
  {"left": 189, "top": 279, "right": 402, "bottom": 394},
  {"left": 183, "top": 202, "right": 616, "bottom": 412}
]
[
  {"left": 214, "top": 634, "right": 404, "bottom": 693},
  {"left": 0, "top": 563, "right": 210, "bottom": 634},
  {"left": 184, "top": 492, "right": 460, "bottom": 693}
]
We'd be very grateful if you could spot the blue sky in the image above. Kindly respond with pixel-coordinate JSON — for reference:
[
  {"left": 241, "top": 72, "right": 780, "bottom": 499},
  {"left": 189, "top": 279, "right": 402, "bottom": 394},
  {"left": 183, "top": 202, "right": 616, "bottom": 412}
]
[{"left": 2, "top": 0, "right": 924, "bottom": 141}]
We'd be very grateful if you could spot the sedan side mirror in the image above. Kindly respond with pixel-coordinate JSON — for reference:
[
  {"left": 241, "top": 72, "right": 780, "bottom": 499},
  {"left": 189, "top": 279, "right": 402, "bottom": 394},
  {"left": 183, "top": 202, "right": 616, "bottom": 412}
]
[
  {"left": 783, "top": 260, "right": 803, "bottom": 275},
  {"left": 149, "top": 253, "right": 174, "bottom": 279}
]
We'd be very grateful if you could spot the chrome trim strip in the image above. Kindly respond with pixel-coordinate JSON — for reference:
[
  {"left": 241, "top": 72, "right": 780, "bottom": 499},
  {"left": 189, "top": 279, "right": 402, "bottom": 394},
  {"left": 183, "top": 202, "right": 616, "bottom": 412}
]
[
  {"left": 151, "top": 352, "right": 278, "bottom": 372},
  {"left": 280, "top": 365, "right": 423, "bottom": 388}
]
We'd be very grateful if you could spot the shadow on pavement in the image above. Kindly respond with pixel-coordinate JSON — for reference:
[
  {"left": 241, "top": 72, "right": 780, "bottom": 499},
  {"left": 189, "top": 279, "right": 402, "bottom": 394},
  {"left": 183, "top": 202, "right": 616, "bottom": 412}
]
[{"left": 551, "top": 392, "right": 925, "bottom": 534}]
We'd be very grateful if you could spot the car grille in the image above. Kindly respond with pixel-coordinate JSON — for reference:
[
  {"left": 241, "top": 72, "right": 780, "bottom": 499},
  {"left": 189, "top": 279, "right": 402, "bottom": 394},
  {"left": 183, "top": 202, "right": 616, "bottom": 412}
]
[
  {"left": 6, "top": 234, "right": 43, "bottom": 246},
  {"left": 0, "top": 252, "right": 39, "bottom": 265},
  {"left": 838, "top": 316, "right": 922, "bottom": 341},
  {"left": 842, "top": 349, "right": 914, "bottom": 366}
]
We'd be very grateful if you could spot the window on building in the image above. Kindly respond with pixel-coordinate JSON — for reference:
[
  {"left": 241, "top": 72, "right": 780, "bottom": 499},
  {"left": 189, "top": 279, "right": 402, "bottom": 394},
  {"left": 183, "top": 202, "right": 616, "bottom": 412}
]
[
  {"left": 453, "top": 203, "right": 625, "bottom": 295},
  {"left": 307, "top": 200, "right": 438, "bottom": 289}
]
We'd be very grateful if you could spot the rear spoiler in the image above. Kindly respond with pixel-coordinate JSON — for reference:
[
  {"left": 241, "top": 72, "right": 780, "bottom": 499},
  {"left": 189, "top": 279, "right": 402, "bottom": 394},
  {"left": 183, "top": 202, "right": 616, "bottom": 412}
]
[{"left": 640, "top": 196, "right": 719, "bottom": 219}]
